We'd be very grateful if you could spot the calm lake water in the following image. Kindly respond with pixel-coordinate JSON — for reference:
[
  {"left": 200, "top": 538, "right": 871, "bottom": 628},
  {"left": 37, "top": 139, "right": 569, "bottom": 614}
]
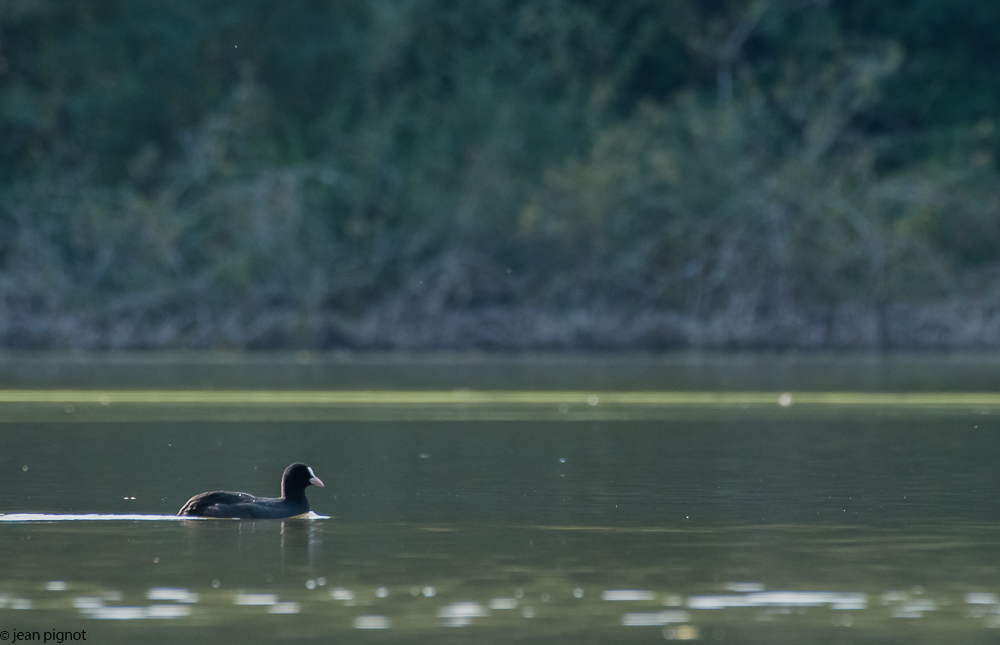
[{"left": 2, "top": 353, "right": 1000, "bottom": 644}]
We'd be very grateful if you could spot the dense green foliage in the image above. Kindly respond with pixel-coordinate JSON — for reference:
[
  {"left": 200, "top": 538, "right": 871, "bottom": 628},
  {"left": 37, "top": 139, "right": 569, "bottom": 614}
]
[{"left": 2, "top": 0, "right": 999, "bottom": 349}]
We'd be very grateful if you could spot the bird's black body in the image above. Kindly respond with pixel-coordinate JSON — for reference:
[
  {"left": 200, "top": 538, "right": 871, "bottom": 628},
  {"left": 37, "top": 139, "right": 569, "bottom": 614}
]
[{"left": 177, "top": 463, "right": 324, "bottom": 519}]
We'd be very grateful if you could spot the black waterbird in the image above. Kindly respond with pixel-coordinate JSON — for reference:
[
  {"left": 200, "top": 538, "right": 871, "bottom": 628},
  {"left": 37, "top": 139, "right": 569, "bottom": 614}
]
[{"left": 177, "top": 463, "right": 324, "bottom": 519}]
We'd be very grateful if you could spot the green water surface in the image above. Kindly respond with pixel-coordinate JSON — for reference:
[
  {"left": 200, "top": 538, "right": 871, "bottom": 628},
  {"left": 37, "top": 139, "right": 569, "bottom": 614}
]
[{"left": 1, "top": 353, "right": 1000, "bottom": 644}]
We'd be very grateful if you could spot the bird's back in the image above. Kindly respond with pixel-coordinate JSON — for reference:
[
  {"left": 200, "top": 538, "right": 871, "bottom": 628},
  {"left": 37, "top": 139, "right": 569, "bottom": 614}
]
[
  {"left": 178, "top": 491, "right": 255, "bottom": 517},
  {"left": 177, "top": 490, "right": 308, "bottom": 518}
]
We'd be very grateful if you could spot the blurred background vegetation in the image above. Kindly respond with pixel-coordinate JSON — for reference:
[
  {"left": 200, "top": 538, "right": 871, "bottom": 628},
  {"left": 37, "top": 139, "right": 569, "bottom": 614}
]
[{"left": 2, "top": 0, "right": 999, "bottom": 350}]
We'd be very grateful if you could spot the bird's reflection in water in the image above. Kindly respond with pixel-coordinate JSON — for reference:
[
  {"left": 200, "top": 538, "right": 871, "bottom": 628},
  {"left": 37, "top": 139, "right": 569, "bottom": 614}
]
[{"left": 280, "top": 519, "right": 324, "bottom": 565}]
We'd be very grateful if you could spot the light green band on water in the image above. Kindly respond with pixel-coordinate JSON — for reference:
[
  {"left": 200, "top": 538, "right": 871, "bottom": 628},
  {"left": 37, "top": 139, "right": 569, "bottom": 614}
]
[{"left": 0, "top": 390, "right": 997, "bottom": 422}]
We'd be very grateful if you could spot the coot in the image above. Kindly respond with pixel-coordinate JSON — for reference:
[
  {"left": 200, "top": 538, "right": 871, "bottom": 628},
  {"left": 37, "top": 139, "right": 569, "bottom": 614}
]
[{"left": 177, "top": 463, "right": 324, "bottom": 519}]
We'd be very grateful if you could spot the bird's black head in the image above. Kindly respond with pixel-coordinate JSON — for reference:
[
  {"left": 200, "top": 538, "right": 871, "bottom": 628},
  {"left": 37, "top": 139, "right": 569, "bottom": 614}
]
[{"left": 281, "top": 462, "right": 325, "bottom": 499}]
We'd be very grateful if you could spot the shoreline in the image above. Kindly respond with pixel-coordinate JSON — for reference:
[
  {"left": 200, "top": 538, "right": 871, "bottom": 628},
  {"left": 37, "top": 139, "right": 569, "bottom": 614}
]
[{"left": 3, "top": 299, "right": 1000, "bottom": 352}]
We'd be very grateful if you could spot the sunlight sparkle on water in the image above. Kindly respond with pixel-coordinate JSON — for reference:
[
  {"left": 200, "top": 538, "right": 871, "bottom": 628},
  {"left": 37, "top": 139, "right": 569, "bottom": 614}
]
[
  {"left": 967, "top": 593, "right": 999, "bottom": 604},
  {"left": 146, "top": 588, "right": 199, "bottom": 603},
  {"left": 438, "top": 601, "right": 490, "bottom": 626},
  {"left": 488, "top": 598, "right": 518, "bottom": 610},
  {"left": 688, "top": 591, "right": 867, "bottom": 610},
  {"left": 233, "top": 593, "right": 279, "bottom": 606},
  {"left": 354, "top": 615, "right": 391, "bottom": 629},
  {"left": 602, "top": 589, "right": 656, "bottom": 602},
  {"left": 621, "top": 610, "right": 691, "bottom": 626},
  {"left": 267, "top": 602, "right": 301, "bottom": 614},
  {"left": 80, "top": 605, "right": 192, "bottom": 620}
]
